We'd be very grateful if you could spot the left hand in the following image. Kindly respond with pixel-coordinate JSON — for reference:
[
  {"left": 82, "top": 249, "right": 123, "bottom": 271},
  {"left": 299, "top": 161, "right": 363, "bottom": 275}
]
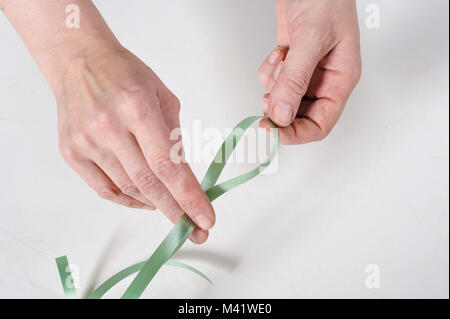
[{"left": 258, "top": 0, "right": 362, "bottom": 144}]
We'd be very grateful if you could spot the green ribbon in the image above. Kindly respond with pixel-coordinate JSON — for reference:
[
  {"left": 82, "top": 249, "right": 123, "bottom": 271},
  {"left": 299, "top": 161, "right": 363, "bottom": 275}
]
[
  {"left": 56, "top": 116, "right": 279, "bottom": 299},
  {"left": 55, "top": 256, "right": 77, "bottom": 299}
]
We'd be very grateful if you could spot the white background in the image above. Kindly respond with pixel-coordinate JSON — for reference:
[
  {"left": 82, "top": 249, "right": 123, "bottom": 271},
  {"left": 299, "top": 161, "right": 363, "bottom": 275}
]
[{"left": 0, "top": 0, "right": 448, "bottom": 298}]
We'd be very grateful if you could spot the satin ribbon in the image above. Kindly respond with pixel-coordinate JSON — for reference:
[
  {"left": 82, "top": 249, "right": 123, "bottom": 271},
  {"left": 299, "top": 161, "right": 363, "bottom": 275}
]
[{"left": 56, "top": 116, "right": 279, "bottom": 299}]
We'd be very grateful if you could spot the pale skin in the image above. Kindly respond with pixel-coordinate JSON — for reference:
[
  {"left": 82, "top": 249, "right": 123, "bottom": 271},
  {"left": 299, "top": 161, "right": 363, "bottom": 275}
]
[{"left": 0, "top": 0, "right": 361, "bottom": 244}]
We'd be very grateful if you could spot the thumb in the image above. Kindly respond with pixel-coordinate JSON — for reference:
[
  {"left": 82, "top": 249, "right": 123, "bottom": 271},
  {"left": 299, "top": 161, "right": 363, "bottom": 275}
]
[{"left": 268, "top": 42, "right": 323, "bottom": 127}]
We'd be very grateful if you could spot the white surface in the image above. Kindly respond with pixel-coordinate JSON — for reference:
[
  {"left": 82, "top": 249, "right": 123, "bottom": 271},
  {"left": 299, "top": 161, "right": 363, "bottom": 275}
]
[{"left": 0, "top": 0, "right": 448, "bottom": 299}]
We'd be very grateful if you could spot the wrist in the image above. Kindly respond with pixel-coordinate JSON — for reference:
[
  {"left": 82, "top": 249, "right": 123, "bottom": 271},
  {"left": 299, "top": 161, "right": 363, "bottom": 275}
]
[
  {"left": 40, "top": 34, "right": 123, "bottom": 97},
  {"left": 1, "top": 0, "right": 122, "bottom": 97}
]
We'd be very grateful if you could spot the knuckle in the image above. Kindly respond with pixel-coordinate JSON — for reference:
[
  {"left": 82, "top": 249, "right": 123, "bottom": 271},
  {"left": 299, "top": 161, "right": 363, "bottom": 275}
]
[
  {"left": 177, "top": 194, "right": 203, "bottom": 213},
  {"left": 178, "top": 177, "right": 196, "bottom": 195},
  {"left": 316, "top": 128, "right": 331, "bottom": 141},
  {"left": 129, "top": 104, "right": 149, "bottom": 122},
  {"left": 97, "top": 185, "right": 120, "bottom": 200},
  {"left": 257, "top": 69, "right": 269, "bottom": 84},
  {"left": 151, "top": 186, "right": 167, "bottom": 203},
  {"left": 152, "top": 155, "right": 179, "bottom": 181},
  {"left": 91, "top": 112, "right": 115, "bottom": 134},
  {"left": 352, "top": 61, "right": 362, "bottom": 86},
  {"left": 257, "top": 68, "right": 264, "bottom": 80},
  {"left": 120, "top": 183, "right": 140, "bottom": 197},
  {"left": 59, "top": 144, "right": 78, "bottom": 163},
  {"left": 135, "top": 169, "right": 160, "bottom": 195},
  {"left": 280, "top": 70, "right": 310, "bottom": 98},
  {"left": 119, "top": 89, "right": 151, "bottom": 121},
  {"left": 125, "top": 200, "right": 144, "bottom": 209},
  {"left": 72, "top": 131, "right": 95, "bottom": 150},
  {"left": 168, "top": 93, "right": 181, "bottom": 112}
]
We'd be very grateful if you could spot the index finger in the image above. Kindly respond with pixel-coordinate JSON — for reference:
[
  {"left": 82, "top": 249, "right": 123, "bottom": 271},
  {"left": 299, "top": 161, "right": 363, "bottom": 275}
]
[{"left": 131, "top": 107, "right": 216, "bottom": 231}]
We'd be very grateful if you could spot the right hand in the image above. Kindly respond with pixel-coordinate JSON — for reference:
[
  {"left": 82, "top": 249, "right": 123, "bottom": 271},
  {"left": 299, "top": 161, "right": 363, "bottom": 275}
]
[{"left": 55, "top": 45, "right": 215, "bottom": 244}]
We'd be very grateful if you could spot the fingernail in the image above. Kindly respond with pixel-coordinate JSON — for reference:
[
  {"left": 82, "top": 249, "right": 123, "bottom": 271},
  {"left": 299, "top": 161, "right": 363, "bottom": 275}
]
[
  {"left": 194, "top": 214, "right": 215, "bottom": 230},
  {"left": 263, "top": 96, "right": 269, "bottom": 114},
  {"left": 268, "top": 48, "right": 281, "bottom": 64},
  {"left": 273, "top": 102, "right": 294, "bottom": 125},
  {"left": 274, "top": 62, "right": 283, "bottom": 80}
]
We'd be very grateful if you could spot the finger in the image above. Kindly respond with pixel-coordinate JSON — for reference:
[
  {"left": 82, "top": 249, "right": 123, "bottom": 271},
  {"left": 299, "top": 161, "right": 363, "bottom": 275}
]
[
  {"left": 257, "top": 47, "right": 286, "bottom": 92},
  {"left": 154, "top": 90, "right": 209, "bottom": 245},
  {"left": 112, "top": 133, "right": 210, "bottom": 243},
  {"left": 131, "top": 103, "right": 216, "bottom": 231},
  {"left": 137, "top": 132, "right": 216, "bottom": 231},
  {"left": 61, "top": 151, "right": 149, "bottom": 209},
  {"left": 261, "top": 98, "right": 344, "bottom": 145},
  {"left": 92, "top": 151, "right": 156, "bottom": 210},
  {"left": 112, "top": 133, "right": 186, "bottom": 222},
  {"left": 268, "top": 35, "right": 329, "bottom": 127}
]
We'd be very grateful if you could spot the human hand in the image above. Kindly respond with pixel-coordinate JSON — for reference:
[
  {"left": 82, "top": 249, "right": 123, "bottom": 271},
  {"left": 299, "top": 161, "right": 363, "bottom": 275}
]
[
  {"left": 55, "top": 45, "right": 214, "bottom": 244},
  {"left": 1, "top": 0, "right": 214, "bottom": 244},
  {"left": 258, "top": 0, "right": 362, "bottom": 144}
]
